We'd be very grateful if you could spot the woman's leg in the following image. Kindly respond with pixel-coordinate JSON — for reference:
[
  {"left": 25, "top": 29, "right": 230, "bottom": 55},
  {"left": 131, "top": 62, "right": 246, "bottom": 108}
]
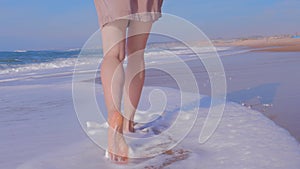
[
  {"left": 101, "top": 19, "right": 128, "bottom": 163},
  {"left": 123, "top": 21, "right": 153, "bottom": 132}
]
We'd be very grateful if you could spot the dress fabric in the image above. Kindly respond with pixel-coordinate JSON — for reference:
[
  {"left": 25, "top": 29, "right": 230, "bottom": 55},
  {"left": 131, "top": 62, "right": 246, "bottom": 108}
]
[{"left": 94, "top": 0, "right": 163, "bottom": 28}]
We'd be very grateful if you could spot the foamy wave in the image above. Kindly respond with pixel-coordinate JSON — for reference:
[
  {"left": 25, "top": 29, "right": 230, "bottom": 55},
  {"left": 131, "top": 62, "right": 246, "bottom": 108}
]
[
  {"left": 65, "top": 48, "right": 81, "bottom": 52},
  {"left": 0, "top": 46, "right": 242, "bottom": 75},
  {"left": 144, "top": 46, "right": 234, "bottom": 60},
  {"left": 0, "top": 58, "right": 98, "bottom": 75},
  {"left": 13, "top": 50, "right": 28, "bottom": 53},
  {"left": 145, "top": 46, "right": 232, "bottom": 57}
]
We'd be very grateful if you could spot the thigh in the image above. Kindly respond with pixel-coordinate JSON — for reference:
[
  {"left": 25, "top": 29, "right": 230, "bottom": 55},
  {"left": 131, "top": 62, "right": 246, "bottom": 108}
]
[
  {"left": 101, "top": 19, "right": 129, "bottom": 57},
  {"left": 127, "top": 21, "right": 153, "bottom": 54}
]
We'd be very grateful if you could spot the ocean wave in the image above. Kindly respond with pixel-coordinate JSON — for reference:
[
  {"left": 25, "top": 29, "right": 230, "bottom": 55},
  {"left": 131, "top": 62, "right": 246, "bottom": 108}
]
[
  {"left": 65, "top": 48, "right": 81, "bottom": 52},
  {"left": 0, "top": 45, "right": 245, "bottom": 75},
  {"left": 13, "top": 50, "right": 27, "bottom": 53},
  {"left": 0, "top": 58, "right": 97, "bottom": 75}
]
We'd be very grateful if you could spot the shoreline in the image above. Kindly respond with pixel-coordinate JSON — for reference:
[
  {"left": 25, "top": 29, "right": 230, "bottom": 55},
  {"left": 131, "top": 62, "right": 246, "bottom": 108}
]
[
  {"left": 146, "top": 39, "right": 300, "bottom": 143},
  {"left": 1, "top": 40, "right": 300, "bottom": 167},
  {"left": 214, "top": 38, "right": 300, "bottom": 142}
]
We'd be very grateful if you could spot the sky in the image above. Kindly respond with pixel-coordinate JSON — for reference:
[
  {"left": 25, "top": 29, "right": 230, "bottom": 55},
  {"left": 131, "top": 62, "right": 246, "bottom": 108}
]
[{"left": 0, "top": 0, "right": 299, "bottom": 51}]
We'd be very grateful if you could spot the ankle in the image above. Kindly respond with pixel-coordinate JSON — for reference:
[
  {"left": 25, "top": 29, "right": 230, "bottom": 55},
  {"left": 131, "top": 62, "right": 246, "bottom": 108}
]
[
  {"left": 108, "top": 111, "right": 124, "bottom": 129},
  {"left": 123, "top": 119, "right": 135, "bottom": 133}
]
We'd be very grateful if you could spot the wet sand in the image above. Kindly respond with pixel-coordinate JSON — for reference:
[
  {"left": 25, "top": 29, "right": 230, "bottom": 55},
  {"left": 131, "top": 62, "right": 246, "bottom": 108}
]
[
  {"left": 213, "top": 37, "right": 300, "bottom": 142},
  {"left": 145, "top": 38, "right": 300, "bottom": 142}
]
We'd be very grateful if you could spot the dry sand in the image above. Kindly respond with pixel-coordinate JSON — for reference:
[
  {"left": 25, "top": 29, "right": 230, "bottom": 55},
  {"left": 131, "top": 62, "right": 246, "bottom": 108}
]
[{"left": 214, "top": 37, "right": 300, "bottom": 52}]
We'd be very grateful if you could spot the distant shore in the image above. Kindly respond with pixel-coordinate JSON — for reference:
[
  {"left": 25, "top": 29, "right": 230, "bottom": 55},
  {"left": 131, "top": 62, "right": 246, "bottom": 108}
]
[{"left": 214, "top": 37, "right": 300, "bottom": 52}]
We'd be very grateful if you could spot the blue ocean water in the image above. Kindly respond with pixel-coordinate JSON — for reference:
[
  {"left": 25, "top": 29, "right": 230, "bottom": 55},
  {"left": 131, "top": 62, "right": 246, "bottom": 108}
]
[
  {"left": 0, "top": 45, "right": 241, "bottom": 77},
  {"left": 0, "top": 50, "right": 79, "bottom": 65},
  {"left": 0, "top": 50, "right": 80, "bottom": 71}
]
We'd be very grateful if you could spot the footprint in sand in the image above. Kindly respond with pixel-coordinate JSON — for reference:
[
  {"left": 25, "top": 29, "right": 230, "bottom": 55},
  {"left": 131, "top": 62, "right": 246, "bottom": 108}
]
[{"left": 144, "top": 149, "right": 190, "bottom": 169}]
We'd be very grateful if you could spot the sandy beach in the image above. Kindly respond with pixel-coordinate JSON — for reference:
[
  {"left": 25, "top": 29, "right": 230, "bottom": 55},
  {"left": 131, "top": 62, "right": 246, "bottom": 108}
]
[
  {"left": 144, "top": 36, "right": 300, "bottom": 142},
  {"left": 214, "top": 36, "right": 300, "bottom": 52},
  {"left": 1, "top": 36, "right": 300, "bottom": 168},
  {"left": 214, "top": 37, "right": 300, "bottom": 141},
  {"left": 2, "top": 0, "right": 300, "bottom": 167}
]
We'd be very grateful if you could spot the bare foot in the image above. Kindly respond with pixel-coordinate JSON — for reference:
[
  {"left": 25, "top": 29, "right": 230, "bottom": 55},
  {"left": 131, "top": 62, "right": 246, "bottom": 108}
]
[{"left": 108, "top": 112, "right": 129, "bottom": 164}]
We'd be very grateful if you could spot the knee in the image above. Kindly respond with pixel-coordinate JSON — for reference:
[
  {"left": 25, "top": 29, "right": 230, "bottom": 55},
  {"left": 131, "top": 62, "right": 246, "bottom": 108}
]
[
  {"left": 127, "top": 44, "right": 145, "bottom": 56},
  {"left": 117, "top": 50, "right": 126, "bottom": 62},
  {"left": 104, "top": 46, "right": 126, "bottom": 62}
]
